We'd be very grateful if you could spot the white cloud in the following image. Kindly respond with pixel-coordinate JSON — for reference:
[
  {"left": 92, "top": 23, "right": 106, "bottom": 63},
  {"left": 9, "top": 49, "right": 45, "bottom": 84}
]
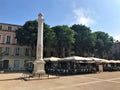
[
  {"left": 115, "top": 0, "right": 120, "bottom": 4},
  {"left": 114, "top": 34, "right": 120, "bottom": 41},
  {"left": 73, "top": 8, "right": 95, "bottom": 26}
]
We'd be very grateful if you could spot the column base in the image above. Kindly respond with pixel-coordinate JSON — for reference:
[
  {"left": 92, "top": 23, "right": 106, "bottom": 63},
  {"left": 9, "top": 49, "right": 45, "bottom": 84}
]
[{"left": 33, "top": 59, "right": 46, "bottom": 74}]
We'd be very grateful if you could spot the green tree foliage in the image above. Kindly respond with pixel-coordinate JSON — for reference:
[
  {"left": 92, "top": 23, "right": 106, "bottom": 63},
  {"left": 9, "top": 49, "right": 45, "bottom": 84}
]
[
  {"left": 15, "top": 20, "right": 37, "bottom": 57},
  {"left": 15, "top": 20, "right": 56, "bottom": 57},
  {"left": 15, "top": 20, "right": 37, "bottom": 46},
  {"left": 15, "top": 20, "right": 114, "bottom": 59},
  {"left": 94, "top": 31, "right": 114, "bottom": 58},
  {"left": 0, "top": 47, "right": 4, "bottom": 59},
  {"left": 52, "top": 25, "right": 75, "bottom": 57},
  {"left": 113, "top": 52, "right": 120, "bottom": 60},
  {"left": 71, "top": 24, "right": 96, "bottom": 57},
  {"left": 44, "top": 24, "right": 56, "bottom": 48}
]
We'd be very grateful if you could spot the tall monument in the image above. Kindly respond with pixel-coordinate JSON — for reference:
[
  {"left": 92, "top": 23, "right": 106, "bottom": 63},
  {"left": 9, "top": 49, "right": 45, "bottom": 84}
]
[{"left": 33, "top": 13, "right": 45, "bottom": 74}]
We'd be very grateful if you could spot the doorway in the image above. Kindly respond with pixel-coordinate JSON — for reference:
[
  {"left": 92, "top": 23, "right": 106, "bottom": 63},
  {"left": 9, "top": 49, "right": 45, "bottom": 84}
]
[{"left": 3, "top": 60, "right": 9, "bottom": 70}]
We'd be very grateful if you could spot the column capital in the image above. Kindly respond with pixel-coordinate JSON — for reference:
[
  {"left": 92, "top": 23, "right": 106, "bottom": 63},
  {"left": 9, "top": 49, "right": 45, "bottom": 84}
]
[{"left": 38, "top": 13, "right": 44, "bottom": 20}]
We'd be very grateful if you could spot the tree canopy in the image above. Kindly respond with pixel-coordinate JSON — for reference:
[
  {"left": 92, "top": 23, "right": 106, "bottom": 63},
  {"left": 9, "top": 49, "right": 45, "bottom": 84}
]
[
  {"left": 15, "top": 20, "right": 37, "bottom": 46},
  {"left": 93, "top": 31, "right": 114, "bottom": 58},
  {"left": 71, "top": 24, "right": 96, "bottom": 57},
  {"left": 15, "top": 20, "right": 56, "bottom": 57},
  {"left": 52, "top": 25, "right": 75, "bottom": 57},
  {"left": 15, "top": 20, "right": 114, "bottom": 59}
]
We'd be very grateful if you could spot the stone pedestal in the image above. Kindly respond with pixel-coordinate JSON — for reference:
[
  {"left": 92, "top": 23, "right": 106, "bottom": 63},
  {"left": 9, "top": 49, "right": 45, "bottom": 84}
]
[{"left": 33, "top": 59, "right": 45, "bottom": 74}]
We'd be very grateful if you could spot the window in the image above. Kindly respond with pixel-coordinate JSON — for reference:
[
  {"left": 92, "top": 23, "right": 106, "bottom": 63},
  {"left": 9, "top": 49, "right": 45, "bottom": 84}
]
[
  {"left": 8, "top": 26, "right": 12, "bottom": 31},
  {"left": 0, "top": 61, "right": 3, "bottom": 69},
  {"left": 0, "top": 26, "right": 2, "bottom": 30},
  {"left": 14, "top": 60, "right": 19, "bottom": 68},
  {"left": 5, "top": 47, "right": 10, "bottom": 55},
  {"left": 0, "top": 35, "right": 1, "bottom": 40},
  {"left": 25, "top": 48, "right": 29, "bottom": 56},
  {"left": 0, "top": 35, "right": 1, "bottom": 43},
  {"left": 0, "top": 35, "right": 3, "bottom": 43},
  {"left": 6, "top": 35, "right": 11, "bottom": 44},
  {"left": 24, "top": 60, "right": 29, "bottom": 67},
  {"left": 15, "top": 39, "right": 17, "bottom": 44},
  {"left": 0, "top": 47, "right": 2, "bottom": 52},
  {"left": 15, "top": 48, "right": 20, "bottom": 56}
]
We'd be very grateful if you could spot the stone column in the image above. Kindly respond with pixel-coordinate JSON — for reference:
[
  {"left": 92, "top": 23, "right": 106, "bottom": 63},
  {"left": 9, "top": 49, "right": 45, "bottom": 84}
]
[{"left": 33, "top": 13, "right": 45, "bottom": 74}]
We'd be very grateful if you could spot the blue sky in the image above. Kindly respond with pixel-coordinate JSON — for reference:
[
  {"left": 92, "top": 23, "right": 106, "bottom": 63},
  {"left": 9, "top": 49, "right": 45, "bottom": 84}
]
[{"left": 0, "top": 0, "right": 120, "bottom": 40}]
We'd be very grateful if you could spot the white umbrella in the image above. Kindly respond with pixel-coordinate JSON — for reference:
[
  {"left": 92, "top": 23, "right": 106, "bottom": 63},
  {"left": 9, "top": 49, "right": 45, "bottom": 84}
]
[{"left": 44, "top": 57, "right": 60, "bottom": 61}]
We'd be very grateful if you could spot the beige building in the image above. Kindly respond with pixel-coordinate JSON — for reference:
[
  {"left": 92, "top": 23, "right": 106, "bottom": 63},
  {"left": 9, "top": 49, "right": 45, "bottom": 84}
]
[
  {"left": 107, "top": 41, "right": 120, "bottom": 60},
  {"left": 0, "top": 23, "right": 34, "bottom": 71}
]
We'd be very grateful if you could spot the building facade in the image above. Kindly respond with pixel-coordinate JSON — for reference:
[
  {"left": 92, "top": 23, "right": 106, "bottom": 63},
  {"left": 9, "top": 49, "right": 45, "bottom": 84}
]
[
  {"left": 109, "top": 41, "right": 120, "bottom": 60},
  {"left": 0, "top": 23, "right": 34, "bottom": 71}
]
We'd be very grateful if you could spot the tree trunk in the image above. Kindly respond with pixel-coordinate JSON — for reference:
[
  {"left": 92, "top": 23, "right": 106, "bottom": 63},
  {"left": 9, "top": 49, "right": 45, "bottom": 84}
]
[
  {"left": 62, "top": 47, "right": 65, "bottom": 58},
  {"left": 31, "top": 44, "right": 36, "bottom": 58}
]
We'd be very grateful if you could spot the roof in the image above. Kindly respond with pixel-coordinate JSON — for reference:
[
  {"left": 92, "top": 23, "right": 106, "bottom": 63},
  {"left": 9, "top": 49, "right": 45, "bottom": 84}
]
[{"left": 0, "top": 22, "right": 22, "bottom": 27}]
